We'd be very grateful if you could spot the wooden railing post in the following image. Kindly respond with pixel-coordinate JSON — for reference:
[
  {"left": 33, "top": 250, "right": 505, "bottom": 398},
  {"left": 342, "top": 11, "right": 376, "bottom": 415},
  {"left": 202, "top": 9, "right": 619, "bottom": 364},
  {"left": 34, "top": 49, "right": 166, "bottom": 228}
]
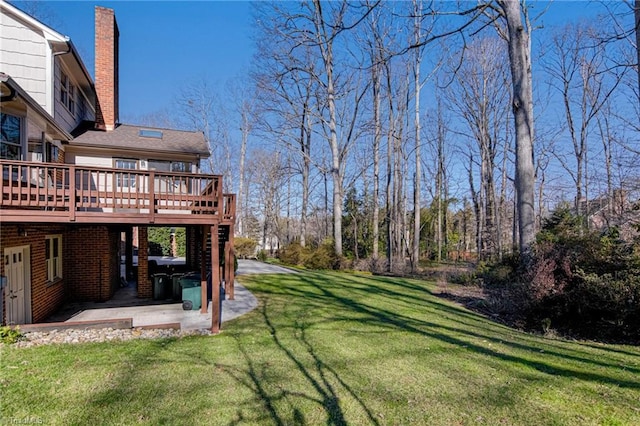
[
  {"left": 218, "top": 177, "right": 224, "bottom": 218},
  {"left": 149, "top": 170, "right": 155, "bottom": 223},
  {"left": 69, "top": 165, "right": 76, "bottom": 221}
]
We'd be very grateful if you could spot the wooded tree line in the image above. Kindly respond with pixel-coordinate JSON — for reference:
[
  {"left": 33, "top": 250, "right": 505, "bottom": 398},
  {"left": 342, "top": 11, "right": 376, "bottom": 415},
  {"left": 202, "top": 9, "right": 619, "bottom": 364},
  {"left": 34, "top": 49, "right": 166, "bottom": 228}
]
[{"left": 138, "top": 1, "right": 639, "bottom": 270}]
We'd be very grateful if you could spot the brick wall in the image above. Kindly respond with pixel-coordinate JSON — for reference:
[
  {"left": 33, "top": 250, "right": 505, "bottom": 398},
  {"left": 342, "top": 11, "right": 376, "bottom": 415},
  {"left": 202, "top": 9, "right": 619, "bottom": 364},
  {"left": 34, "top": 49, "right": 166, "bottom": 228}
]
[
  {"left": 137, "top": 227, "right": 150, "bottom": 298},
  {"left": 66, "top": 226, "right": 119, "bottom": 302},
  {"left": 1, "top": 224, "right": 67, "bottom": 324},
  {"left": 94, "top": 6, "right": 119, "bottom": 131}
]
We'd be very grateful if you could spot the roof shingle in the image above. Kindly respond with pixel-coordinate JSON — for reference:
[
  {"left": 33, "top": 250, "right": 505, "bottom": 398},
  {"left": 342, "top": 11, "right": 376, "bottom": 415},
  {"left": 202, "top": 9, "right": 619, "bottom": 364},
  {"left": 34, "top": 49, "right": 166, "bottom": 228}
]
[{"left": 70, "top": 123, "right": 209, "bottom": 157}]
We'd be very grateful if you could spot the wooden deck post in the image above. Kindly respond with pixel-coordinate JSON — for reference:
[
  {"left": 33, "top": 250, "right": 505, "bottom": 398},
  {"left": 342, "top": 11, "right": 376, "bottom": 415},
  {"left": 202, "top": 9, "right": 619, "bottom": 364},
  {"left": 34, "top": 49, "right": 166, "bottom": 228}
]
[
  {"left": 228, "top": 220, "right": 235, "bottom": 300},
  {"left": 228, "top": 244, "right": 235, "bottom": 300},
  {"left": 224, "top": 241, "right": 231, "bottom": 299},
  {"left": 211, "top": 222, "right": 221, "bottom": 334},
  {"left": 200, "top": 225, "right": 208, "bottom": 314}
]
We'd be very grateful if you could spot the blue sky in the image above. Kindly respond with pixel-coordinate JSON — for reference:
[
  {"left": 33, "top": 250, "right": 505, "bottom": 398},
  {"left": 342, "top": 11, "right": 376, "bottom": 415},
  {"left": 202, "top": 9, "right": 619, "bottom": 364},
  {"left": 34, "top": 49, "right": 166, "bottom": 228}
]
[
  {"left": 19, "top": 1, "right": 254, "bottom": 120},
  {"left": 18, "top": 1, "right": 613, "bottom": 122}
]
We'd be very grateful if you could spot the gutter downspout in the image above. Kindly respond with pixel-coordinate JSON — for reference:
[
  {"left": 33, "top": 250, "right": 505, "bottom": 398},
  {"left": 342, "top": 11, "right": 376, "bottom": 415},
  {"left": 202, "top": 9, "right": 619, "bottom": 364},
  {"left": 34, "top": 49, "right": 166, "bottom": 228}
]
[{"left": 50, "top": 38, "right": 72, "bottom": 116}]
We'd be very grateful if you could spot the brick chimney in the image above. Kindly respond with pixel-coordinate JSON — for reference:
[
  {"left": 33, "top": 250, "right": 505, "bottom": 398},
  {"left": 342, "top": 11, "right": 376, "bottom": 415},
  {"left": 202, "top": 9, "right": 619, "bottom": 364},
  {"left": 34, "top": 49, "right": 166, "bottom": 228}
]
[{"left": 94, "top": 6, "right": 119, "bottom": 131}]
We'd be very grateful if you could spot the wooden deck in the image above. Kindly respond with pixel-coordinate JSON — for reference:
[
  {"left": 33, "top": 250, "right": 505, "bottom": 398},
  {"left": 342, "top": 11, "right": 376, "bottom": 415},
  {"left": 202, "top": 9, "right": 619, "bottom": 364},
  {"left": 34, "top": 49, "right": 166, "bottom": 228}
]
[{"left": 1, "top": 160, "right": 235, "bottom": 225}]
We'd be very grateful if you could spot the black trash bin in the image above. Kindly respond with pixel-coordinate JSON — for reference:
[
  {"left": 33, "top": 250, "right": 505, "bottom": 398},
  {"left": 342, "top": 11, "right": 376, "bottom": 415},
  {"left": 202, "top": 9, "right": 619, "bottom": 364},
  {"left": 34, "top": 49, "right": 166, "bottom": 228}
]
[
  {"left": 152, "top": 273, "right": 169, "bottom": 300},
  {"left": 171, "top": 273, "right": 183, "bottom": 301}
]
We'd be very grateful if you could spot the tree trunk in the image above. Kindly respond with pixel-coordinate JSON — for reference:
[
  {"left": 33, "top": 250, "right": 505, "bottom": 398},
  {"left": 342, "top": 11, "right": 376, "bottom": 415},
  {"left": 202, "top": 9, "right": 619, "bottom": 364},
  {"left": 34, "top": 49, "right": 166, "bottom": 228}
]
[
  {"left": 385, "top": 63, "right": 395, "bottom": 273},
  {"left": 498, "top": 0, "right": 536, "bottom": 252},
  {"left": 636, "top": 1, "right": 640, "bottom": 100},
  {"left": 300, "top": 101, "right": 312, "bottom": 247},
  {"left": 372, "top": 61, "right": 381, "bottom": 263},
  {"left": 313, "top": 0, "right": 343, "bottom": 258},
  {"left": 237, "top": 112, "right": 249, "bottom": 237},
  {"left": 412, "top": 0, "right": 422, "bottom": 272}
]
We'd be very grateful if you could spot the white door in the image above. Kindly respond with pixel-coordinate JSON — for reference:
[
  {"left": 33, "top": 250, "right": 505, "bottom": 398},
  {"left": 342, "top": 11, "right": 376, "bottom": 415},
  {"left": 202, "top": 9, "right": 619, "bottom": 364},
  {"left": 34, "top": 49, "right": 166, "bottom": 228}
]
[{"left": 4, "top": 246, "right": 29, "bottom": 325}]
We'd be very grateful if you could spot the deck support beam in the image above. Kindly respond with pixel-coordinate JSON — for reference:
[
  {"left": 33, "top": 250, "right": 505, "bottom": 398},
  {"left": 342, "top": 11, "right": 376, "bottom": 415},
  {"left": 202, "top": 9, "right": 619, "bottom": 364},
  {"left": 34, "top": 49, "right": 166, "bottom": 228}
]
[
  {"left": 200, "top": 226, "right": 208, "bottom": 314},
  {"left": 210, "top": 222, "right": 221, "bottom": 334}
]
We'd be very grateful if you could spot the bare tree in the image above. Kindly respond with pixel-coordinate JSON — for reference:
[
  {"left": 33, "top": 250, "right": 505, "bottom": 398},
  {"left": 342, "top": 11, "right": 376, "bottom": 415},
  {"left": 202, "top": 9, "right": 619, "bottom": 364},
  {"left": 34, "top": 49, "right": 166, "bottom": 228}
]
[
  {"left": 177, "top": 79, "right": 219, "bottom": 173},
  {"left": 252, "top": 4, "right": 319, "bottom": 247},
  {"left": 444, "top": 37, "right": 511, "bottom": 259},
  {"left": 543, "top": 22, "right": 625, "bottom": 224},
  {"left": 249, "top": 149, "right": 288, "bottom": 253},
  {"left": 495, "top": 0, "right": 536, "bottom": 252},
  {"left": 636, "top": 0, "right": 640, "bottom": 97},
  {"left": 361, "top": 1, "right": 389, "bottom": 266},
  {"left": 227, "top": 79, "right": 257, "bottom": 238},
  {"left": 426, "top": 97, "right": 452, "bottom": 262},
  {"left": 411, "top": 0, "right": 424, "bottom": 271},
  {"left": 407, "top": 0, "right": 538, "bottom": 253},
  {"left": 253, "top": 1, "right": 376, "bottom": 258}
]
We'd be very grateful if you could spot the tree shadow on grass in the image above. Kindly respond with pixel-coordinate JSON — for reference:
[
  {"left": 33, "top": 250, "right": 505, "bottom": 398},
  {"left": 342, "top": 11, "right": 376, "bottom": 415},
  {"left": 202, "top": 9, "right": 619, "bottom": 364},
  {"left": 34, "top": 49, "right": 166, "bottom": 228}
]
[
  {"left": 287, "top": 273, "right": 640, "bottom": 391},
  {"left": 177, "top": 298, "right": 382, "bottom": 425},
  {"left": 62, "top": 338, "right": 218, "bottom": 425},
  {"left": 269, "top": 271, "right": 640, "bottom": 376},
  {"left": 265, "top": 302, "right": 381, "bottom": 426}
]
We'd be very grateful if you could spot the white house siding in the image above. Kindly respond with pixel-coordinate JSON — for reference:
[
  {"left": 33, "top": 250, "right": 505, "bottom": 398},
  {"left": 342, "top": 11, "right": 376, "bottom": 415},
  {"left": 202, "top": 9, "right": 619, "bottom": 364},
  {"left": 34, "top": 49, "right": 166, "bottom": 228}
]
[
  {"left": 53, "top": 59, "right": 87, "bottom": 134},
  {"left": 67, "top": 153, "right": 114, "bottom": 169},
  {"left": 0, "top": 11, "right": 48, "bottom": 110}
]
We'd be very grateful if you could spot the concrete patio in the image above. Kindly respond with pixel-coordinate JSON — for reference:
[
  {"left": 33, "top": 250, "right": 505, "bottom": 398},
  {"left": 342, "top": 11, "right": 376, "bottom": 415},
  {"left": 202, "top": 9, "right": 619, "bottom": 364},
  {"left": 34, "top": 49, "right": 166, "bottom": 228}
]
[
  {"left": 41, "top": 282, "right": 257, "bottom": 330},
  {"left": 36, "top": 260, "right": 292, "bottom": 331}
]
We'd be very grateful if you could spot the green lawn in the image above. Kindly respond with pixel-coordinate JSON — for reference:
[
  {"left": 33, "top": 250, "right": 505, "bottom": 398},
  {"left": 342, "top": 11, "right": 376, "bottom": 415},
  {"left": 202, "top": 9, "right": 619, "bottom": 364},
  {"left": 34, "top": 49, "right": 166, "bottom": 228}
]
[{"left": 2, "top": 271, "right": 639, "bottom": 425}]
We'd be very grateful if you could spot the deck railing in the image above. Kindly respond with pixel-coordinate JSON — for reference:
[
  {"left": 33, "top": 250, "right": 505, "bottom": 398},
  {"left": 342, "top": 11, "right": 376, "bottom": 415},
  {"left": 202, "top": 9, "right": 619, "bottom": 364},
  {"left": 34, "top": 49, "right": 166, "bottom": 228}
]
[
  {"left": 1, "top": 160, "right": 225, "bottom": 223},
  {"left": 223, "top": 193, "right": 236, "bottom": 224}
]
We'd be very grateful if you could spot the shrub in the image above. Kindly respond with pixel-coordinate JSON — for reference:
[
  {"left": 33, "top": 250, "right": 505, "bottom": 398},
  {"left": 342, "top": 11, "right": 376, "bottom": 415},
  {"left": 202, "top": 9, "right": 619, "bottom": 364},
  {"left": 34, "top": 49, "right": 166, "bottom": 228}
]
[
  {"left": 480, "top": 209, "right": 640, "bottom": 343},
  {"left": 278, "top": 240, "right": 341, "bottom": 270},
  {"left": 303, "top": 240, "right": 339, "bottom": 270},
  {"left": 235, "top": 237, "right": 258, "bottom": 259},
  {"left": 278, "top": 242, "right": 307, "bottom": 266},
  {"left": 257, "top": 250, "right": 268, "bottom": 262},
  {"left": 565, "top": 270, "right": 640, "bottom": 340},
  {"left": 0, "top": 326, "right": 23, "bottom": 344}
]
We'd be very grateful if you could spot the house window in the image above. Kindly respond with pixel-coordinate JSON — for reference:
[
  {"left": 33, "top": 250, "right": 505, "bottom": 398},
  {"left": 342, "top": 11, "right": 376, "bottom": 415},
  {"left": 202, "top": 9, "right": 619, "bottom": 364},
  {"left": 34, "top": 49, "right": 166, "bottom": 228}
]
[
  {"left": 149, "top": 160, "right": 192, "bottom": 193},
  {"left": 149, "top": 160, "right": 192, "bottom": 173},
  {"left": 28, "top": 140, "right": 43, "bottom": 162},
  {"left": 0, "top": 113, "right": 22, "bottom": 160},
  {"left": 45, "top": 235, "right": 62, "bottom": 282},
  {"left": 68, "top": 83, "right": 75, "bottom": 115},
  {"left": 115, "top": 159, "right": 137, "bottom": 188},
  {"left": 60, "top": 73, "right": 68, "bottom": 106},
  {"left": 60, "top": 72, "right": 75, "bottom": 115},
  {"left": 171, "top": 161, "right": 191, "bottom": 173},
  {"left": 47, "top": 143, "right": 60, "bottom": 163}
]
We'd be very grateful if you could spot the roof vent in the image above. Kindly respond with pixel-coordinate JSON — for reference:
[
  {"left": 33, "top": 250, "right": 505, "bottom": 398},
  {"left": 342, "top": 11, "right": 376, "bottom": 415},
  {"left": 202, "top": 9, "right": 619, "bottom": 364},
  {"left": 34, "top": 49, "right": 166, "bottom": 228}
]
[{"left": 139, "top": 129, "right": 163, "bottom": 139}]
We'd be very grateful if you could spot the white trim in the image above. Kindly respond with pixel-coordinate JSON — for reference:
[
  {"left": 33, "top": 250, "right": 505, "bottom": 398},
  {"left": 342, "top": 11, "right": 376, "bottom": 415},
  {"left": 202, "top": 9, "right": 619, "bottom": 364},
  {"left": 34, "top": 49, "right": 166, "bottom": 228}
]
[{"left": 0, "top": 0, "right": 68, "bottom": 43}]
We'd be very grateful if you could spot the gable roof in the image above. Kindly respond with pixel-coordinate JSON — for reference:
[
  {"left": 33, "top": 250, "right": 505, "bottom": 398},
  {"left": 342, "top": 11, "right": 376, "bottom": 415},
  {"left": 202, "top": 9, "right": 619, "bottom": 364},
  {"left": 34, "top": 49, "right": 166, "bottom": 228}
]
[
  {"left": 70, "top": 123, "right": 210, "bottom": 157},
  {"left": 0, "top": 72, "right": 72, "bottom": 140},
  {"left": 0, "top": 0, "right": 95, "bottom": 106},
  {"left": 0, "top": 0, "right": 67, "bottom": 43}
]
